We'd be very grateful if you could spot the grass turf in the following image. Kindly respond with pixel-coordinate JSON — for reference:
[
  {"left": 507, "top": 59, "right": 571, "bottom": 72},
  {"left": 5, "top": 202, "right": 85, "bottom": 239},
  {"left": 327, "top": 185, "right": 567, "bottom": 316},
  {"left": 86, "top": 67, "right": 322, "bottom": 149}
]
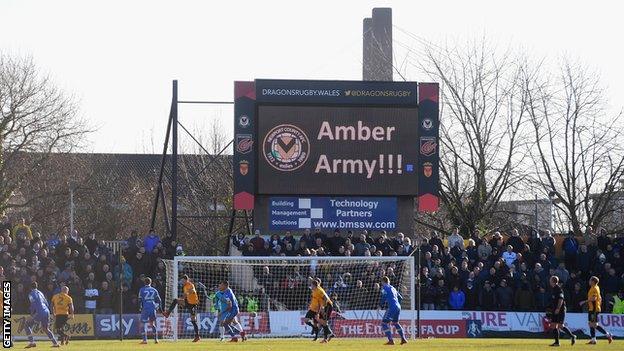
[{"left": 12, "top": 338, "right": 620, "bottom": 351}]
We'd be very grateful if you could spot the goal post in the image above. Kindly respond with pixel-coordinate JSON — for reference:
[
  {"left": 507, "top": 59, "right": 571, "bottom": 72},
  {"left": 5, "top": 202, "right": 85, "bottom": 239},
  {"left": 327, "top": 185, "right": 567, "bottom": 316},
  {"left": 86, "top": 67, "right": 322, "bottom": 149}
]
[{"left": 163, "top": 256, "right": 416, "bottom": 340}]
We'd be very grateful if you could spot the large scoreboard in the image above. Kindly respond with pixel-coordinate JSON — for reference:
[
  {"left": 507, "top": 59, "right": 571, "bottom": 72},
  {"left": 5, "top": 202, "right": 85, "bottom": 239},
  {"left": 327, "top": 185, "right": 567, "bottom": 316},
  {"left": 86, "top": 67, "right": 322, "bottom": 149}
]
[{"left": 233, "top": 79, "right": 439, "bottom": 232}]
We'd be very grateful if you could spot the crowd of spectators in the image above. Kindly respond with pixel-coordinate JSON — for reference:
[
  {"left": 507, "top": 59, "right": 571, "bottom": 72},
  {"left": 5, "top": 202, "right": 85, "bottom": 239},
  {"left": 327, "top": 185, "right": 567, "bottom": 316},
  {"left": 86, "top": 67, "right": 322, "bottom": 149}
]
[
  {"left": 3, "top": 214, "right": 624, "bottom": 316},
  {"left": 0, "top": 216, "right": 184, "bottom": 314},
  {"left": 234, "top": 228, "right": 415, "bottom": 257},
  {"left": 233, "top": 226, "right": 624, "bottom": 313}
]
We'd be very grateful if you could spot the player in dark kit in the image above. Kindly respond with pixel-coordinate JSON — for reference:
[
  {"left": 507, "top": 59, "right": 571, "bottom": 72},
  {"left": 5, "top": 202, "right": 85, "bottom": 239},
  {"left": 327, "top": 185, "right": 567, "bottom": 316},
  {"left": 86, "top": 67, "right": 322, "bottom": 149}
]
[{"left": 548, "top": 276, "right": 576, "bottom": 347}]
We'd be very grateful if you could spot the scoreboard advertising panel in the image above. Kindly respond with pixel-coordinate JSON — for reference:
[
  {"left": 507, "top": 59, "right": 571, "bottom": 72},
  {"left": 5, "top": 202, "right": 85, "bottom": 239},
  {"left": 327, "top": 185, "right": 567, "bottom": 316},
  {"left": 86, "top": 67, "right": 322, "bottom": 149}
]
[
  {"left": 270, "top": 197, "right": 397, "bottom": 230},
  {"left": 233, "top": 79, "right": 439, "bottom": 231}
]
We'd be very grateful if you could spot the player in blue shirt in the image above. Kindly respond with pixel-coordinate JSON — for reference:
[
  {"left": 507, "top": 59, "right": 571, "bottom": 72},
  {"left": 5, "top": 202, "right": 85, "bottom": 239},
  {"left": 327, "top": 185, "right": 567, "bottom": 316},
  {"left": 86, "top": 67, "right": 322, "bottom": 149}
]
[
  {"left": 217, "top": 280, "right": 247, "bottom": 342},
  {"left": 25, "top": 282, "right": 59, "bottom": 348},
  {"left": 379, "top": 276, "right": 407, "bottom": 345},
  {"left": 138, "top": 277, "right": 162, "bottom": 344}
]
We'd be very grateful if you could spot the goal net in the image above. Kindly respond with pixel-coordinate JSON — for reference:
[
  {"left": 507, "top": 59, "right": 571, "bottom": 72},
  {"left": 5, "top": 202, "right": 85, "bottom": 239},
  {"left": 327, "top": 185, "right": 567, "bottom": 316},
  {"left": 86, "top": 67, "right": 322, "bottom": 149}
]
[{"left": 162, "top": 256, "right": 416, "bottom": 340}]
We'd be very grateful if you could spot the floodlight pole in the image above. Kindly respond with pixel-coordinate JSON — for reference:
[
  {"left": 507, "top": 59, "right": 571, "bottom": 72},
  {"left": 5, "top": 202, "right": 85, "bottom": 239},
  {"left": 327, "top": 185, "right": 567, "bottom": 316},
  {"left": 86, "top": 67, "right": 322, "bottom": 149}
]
[
  {"left": 69, "top": 182, "right": 75, "bottom": 236},
  {"left": 151, "top": 80, "right": 246, "bottom": 253},
  {"left": 172, "top": 80, "right": 179, "bottom": 241},
  {"left": 149, "top": 99, "right": 173, "bottom": 233}
]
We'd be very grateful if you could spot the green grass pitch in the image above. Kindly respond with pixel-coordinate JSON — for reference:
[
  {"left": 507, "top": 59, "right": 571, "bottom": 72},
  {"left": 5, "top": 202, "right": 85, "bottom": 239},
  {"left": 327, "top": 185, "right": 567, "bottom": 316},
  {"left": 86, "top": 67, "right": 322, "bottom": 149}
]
[{"left": 11, "top": 338, "right": 620, "bottom": 351}]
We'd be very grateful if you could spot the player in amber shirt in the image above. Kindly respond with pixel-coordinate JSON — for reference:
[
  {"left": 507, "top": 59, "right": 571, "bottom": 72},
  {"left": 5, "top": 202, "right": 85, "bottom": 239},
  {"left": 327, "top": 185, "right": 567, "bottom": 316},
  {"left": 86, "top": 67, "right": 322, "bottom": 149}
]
[
  {"left": 309, "top": 278, "right": 335, "bottom": 343},
  {"left": 51, "top": 286, "right": 74, "bottom": 345},
  {"left": 303, "top": 278, "right": 321, "bottom": 339},
  {"left": 580, "top": 276, "right": 613, "bottom": 345},
  {"left": 163, "top": 274, "right": 201, "bottom": 342}
]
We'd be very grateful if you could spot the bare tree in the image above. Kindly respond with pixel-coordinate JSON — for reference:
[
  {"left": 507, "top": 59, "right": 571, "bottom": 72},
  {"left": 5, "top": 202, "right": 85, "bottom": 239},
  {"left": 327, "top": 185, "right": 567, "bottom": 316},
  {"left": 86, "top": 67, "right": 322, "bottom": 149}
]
[
  {"left": 0, "top": 53, "right": 89, "bottom": 213},
  {"left": 523, "top": 59, "right": 624, "bottom": 234},
  {"left": 15, "top": 153, "right": 168, "bottom": 241},
  {"left": 410, "top": 40, "right": 530, "bottom": 235}
]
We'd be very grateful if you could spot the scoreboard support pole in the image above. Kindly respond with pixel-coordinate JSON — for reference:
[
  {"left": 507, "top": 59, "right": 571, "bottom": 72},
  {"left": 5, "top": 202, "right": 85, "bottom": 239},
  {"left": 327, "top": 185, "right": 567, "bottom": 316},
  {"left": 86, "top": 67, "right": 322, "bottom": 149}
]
[{"left": 150, "top": 80, "right": 242, "bottom": 252}]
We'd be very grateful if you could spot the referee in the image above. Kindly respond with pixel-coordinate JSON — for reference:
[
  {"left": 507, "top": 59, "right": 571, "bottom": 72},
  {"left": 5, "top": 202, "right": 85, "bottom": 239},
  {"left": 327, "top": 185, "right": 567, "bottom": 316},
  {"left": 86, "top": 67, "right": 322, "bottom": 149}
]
[{"left": 548, "top": 276, "right": 576, "bottom": 347}]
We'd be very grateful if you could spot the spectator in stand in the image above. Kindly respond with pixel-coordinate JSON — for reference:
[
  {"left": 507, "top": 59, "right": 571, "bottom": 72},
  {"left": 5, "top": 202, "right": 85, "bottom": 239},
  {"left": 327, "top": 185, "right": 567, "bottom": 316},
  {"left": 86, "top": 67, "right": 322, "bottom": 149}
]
[
  {"left": 465, "top": 239, "right": 478, "bottom": 264},
  {"left": 464, "top": 275, "right": 479, "bottom": 309},
  {"left": 435, "top": 279, "right": 449, "bottom": 310},
  {"left": 577, "top": 244, "right": 591, "bottom": 273},
  {"left": 12, "top": 218, "right": 33, "bottom": 241},
  {"left": 596, "top": 227, "right": 611, "bottom": 252},
  {"left": 489, "top": 232, "right": 503, "bottom": 250},
  {"left": 14, "top": 283, "right": 29, "bottom": 313},
  {"left": 121, "top": 283, "right": 137, "bottom": 312},
  {"left": 603, "top": 268, "right": 620, "bottom": 305},
  {"left": 83, "top": 233, "right": 97, "bottom": 255},
  {"left": 115, "top": 256, "right": 133, "bottom": 287},
  {"left": 250, "top": 229, "right": 265, "bottom": 252},
  {"left": 554, "top": 263, "right": 570, "bottom": 285},
  {"left": 162, "top": 232, "right": 177, "bottom": 259},
  {"left": 506, "top": 229, "right": 525, "bottom": 253},
  {"left": 486, "top": 267, "right": 500, "bottom": 288},
  {"left": 469, "top": 230, "right": 483, "bottom": 247},
  {"left": 376, "top": 234, "right": 392, "bottom": 256},
  {"left": 0, "top": 216, "right": 11, "bottom": 233},
  {"left": 449, "top": 286, "right": 465, "bottom": 310},
  {"left": 312, "top": 237, "right": 327, "bottom": 253},
  {"left": 477, "top": 240, "right": 492, "bottom": 262},
  {"left": 515, "top": 281, "right": 534, "bottom": 311},
  {"left": 568, "top": 282, "right": 586, "bottom": 313},
  {"left": 615, "top": 233, "right": 624, "bottom": 252},
  {"left": 144, "top": 229, "right": 160, "bottom": 253},
  {"left": 502, "top": 245, "right": 517, "bottom": 268},
  {"left": 84, "top": 282, "right": 99, "bottom": 314},
  {"left": 231, "top": 233, "right": 246, "bottom": 251},
  {"left": 391, "top": 232, "right": 404, "bottom": 252},
  {"left": 421, "top": 280, "right": 436, "bottom": 310},
  {"left": 284, "top": 243, "right": 296, "bottom": 256},
  {"left": 282, "top": 231, "right": 297, "bottom": 249},
  {"left": 479, "top": 281, "right": 496, "bottom": 311},
  {"left": 447, "top": 266, "right": 461, "bottom": 289},
  {"left": 538, "top": 251, "right": 553, "bottom": 272},
  {"left": 496, "top": 279, "right": 514, "bottom": 311},
  {"left": 242, "top": 243, "right": 256, "bottom": 256},
  {"left": 354, "top": 234, "right": 371, "bottom": 256},
  {"left": 526, "top": 229, "right": 542, "bottom": 257},
  {"left": 98, "top": 281, "right": 114, "bottom": 314},
  {"left": 299, "top": 229, "right": 315, "bottom": 248},
  {"left": 562, "top": 231, "right": 579, "bottom": 270},
  {"left": 428, "top": 231, "right": 443, "bottom": 252},
  {"left": 542, "top": 230, "right": 556, "bottom": 254},
  {"left": 400, "top": 235, "right": 413, "bottom": 256},
  {"left": 269, "top": 233, "right": 282, "bottom": 252},
  {"left": 583, "top": 226, "right": 597, "bottom": 249},
  {"left": 130, "top": 249, "right": 150, "bottom": 280},
  {"left": 448, "top": 228, "right": 464, "bottom": 250},
  {"left": 534, "top": 285, "right": 549, "bottom": 311},
  {"left": 313, "top": 227, "right": 326, "bottom": 243}
]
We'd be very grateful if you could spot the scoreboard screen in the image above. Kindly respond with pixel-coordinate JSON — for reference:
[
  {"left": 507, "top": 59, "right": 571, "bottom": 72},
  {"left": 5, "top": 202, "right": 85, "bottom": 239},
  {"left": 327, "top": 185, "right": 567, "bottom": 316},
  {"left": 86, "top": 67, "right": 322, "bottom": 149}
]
[{"left": 257, "top": 105, "right": 419, "bottom": 195}]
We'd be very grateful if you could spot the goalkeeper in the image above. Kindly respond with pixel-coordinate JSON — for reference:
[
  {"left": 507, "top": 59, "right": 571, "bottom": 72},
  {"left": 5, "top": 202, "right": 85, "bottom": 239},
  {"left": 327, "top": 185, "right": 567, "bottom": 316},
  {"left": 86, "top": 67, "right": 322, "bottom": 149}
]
[{"left": 162, "top": 274, "right": 201, "bottom": 342}]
